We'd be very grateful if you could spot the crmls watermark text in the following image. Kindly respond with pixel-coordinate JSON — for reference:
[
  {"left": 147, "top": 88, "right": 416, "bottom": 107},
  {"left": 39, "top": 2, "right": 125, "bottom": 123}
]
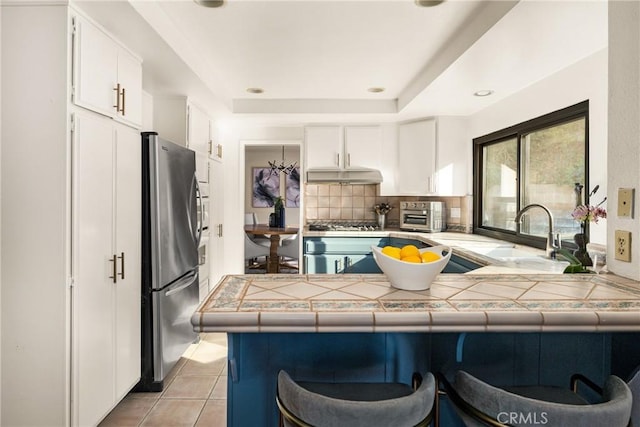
[{"left": 497, "top": 412, "right": 549, "bottom": 425}]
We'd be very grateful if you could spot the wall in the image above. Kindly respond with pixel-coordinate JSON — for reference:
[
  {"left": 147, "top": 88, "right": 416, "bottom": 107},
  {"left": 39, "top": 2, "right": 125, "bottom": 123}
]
[
  {"left": 245, "top": 145, "right": 301, "bottom": 225},
  {"left": 607, "top": 1, "right": 640, "bottom": 280},
  {"left": 468, "top": 48, "right": 608, "bottom": 245},
  {"left": 1, "top": 5, "right": 70, "bottom": 424}
]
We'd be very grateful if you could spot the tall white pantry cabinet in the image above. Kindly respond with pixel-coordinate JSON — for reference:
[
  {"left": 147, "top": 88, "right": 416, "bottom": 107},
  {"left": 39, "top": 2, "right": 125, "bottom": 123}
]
[{"left": 1, "top": 4, "right": 142, "bottom": 426}]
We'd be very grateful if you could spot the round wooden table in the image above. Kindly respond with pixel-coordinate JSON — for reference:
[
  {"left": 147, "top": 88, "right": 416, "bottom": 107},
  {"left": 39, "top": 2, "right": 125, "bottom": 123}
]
[{"left": 244, "top": 224, "right": 299, "bottom": 273}]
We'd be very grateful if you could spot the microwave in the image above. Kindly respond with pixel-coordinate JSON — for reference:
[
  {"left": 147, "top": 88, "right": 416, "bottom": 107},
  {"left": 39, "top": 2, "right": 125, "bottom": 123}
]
[{"left": 399, "top": 201, "right": 445, "bottom": 232}]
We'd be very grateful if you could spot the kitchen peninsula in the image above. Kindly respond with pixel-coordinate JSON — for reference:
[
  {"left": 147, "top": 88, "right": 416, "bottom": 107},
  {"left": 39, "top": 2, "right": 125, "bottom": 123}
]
[{"left": 193, "top": 271, "right": 640, "bottom": 426}]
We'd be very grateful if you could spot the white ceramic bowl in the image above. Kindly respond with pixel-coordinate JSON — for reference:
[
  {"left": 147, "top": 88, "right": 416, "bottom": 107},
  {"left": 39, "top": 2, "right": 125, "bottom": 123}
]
[{"left": 371, "top": 245, "right": 452, "bottom": 291}]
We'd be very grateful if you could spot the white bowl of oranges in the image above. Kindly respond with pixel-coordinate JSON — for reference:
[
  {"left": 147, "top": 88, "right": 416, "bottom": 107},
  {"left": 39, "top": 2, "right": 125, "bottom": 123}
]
[{"left": 371, "top": 244, "right": 451, "bottom": 291}]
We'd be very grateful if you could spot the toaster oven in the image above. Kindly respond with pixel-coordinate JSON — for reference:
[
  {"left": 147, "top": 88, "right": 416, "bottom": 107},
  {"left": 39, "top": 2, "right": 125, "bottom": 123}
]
[{"left": 399, "top": 201, "right": 445, "bottom": 232}]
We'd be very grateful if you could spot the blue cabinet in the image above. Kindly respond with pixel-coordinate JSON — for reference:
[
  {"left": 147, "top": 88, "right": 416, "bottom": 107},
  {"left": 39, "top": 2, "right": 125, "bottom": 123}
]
[
  {"left": 303, "top": 236, "right": 481, "bottom": 274},
  {"left": 303, "top": 237, "right": 388, "bottom": 274}
]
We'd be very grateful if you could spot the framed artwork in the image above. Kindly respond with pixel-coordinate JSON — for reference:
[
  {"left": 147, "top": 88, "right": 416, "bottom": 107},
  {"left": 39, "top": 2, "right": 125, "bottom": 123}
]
[
  {"left": 252, "top": 167, "right": 280, "bottom": 207},
  {"left": 285, "top": 167, "right": 301, "bottom": 208}
]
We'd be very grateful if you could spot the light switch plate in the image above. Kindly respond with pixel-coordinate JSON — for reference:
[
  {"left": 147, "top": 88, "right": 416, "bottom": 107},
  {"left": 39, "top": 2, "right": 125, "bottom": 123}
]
[
  {"left": 615, "top": 230, "right": 631, "bottom": 262},
  {"left": 618, "top": 188, "right": 634, "bottom": 218}
]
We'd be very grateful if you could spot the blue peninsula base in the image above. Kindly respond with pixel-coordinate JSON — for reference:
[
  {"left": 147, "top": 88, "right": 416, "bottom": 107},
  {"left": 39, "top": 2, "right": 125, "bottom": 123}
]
[{"left": 225, "top": 332, "right": 640, "bottom": 426}]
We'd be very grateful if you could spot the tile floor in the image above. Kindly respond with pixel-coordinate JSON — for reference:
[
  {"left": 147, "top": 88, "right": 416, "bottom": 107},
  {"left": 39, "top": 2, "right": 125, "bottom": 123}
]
[{"left": 99, "top": 333, "right": 228, "bottom": 427}]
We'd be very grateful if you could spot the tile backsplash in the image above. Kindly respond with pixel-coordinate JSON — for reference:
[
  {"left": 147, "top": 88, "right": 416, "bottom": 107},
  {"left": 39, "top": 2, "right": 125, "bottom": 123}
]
[{"left": 304, "top": 184, "right": 473, "bottom": 233}]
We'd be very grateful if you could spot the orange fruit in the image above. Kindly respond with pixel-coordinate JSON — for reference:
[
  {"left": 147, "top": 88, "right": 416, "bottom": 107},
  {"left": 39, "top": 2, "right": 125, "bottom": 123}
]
[
  {"left": 402, "top": 255, "right": 422, "bottom": 263},
  {"left": 421, "top": 252, "right": 441, "bottom": 263},
  {"left": 381, "top": 246, "right": 401, "bottom": 259},
  {"left": 399, "top": 245, "right": 420, "bottom": 259}
]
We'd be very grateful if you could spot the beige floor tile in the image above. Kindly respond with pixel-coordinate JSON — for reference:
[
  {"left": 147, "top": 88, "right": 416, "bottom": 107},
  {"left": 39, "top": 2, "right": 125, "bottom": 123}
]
[
  {"left": 195, "top": 400, "right": 227, "bottom": 427},
  {"left": 163, "top": 375, "right": 217, "bottom": 399},
  {"left": 140, "top": 399, "right": 206, "bottom": 427},
  {"left": 99, "top": 396, "right": 157, "bottom": 427},
  {"left": 180, "top": 357, "right": 226, "bottom": 376},
  {"left": 209, "top": 376, "right": 227, "bottom": 400}
]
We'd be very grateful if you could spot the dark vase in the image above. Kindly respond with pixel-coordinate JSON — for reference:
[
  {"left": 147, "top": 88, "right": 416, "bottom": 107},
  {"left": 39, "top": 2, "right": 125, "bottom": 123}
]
[
  {"left": 277, "top": 206, "right": 286, "bottom": 228},
  {"left": 573, "top": 232, "right": 593, "bottom": 267}
]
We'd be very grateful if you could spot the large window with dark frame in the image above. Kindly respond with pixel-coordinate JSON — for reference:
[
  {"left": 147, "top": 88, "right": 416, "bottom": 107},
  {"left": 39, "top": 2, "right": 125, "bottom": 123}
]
[{"left": 473, "top": 101, "right": 589, "bottom": 250}]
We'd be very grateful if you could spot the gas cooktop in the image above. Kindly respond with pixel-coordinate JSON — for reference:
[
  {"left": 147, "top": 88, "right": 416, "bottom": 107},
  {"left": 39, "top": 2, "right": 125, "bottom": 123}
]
[{"left": 307, "top": 221, "right": 379, "bottom": 232}]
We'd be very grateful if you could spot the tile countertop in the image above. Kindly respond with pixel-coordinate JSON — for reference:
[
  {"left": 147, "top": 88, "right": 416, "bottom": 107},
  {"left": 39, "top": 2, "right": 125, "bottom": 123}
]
[{"left": 192, "top": 273, "right": 640, "bottom": 333}]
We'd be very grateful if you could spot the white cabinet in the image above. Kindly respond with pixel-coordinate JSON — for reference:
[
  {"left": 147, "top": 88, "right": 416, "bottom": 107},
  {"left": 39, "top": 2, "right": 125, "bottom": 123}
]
[
  {"left": 305, "top": 126, "right": 343, "bottom": 169},
  {"left": 72, "top": 13, "right": 142, "bottom": 128},
  {"left": 198, "top": 234, "right": 211, "bottom": 302},
  {"left": 209, "top": 158, "right": 226, "bottom": 286},
  {"left": 72, "top": 112, "right": 141, "bottom": 425},
  {"left": 397, "top": 119, "right": 437, "bottom": 195},
  {"left": 153, "top": 96, "right": 218, "bottom": 157},
  {"left": 305, "top": 125, "right": 382, "bottom": 170},
  {"left": 2, "top": 5, "right": 142, "bottom": 426},
  {"left": 396, "top": 117, "right": 470, "bottom": 196},
  {"left": 344, "top": 125, "right": 382, "bottom": 169},
  {"left": 188, "top": 102, "right": 212, "bottom": 154}
]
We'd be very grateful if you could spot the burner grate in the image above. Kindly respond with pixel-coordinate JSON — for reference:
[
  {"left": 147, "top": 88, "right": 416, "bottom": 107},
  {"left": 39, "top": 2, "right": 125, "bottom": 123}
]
[{"left": 308, "top": 221, "right": 379, "bottom": 231}]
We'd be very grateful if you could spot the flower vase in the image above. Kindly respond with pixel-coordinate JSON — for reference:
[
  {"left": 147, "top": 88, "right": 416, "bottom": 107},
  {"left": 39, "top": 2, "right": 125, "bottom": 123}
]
[
  {"left": 377, "top": 213, "right": 386, "bottom": 230},
  {"left": 573, "top": 232, "right": 593, "bottom": 267},
  {"left": 277, "top": 206, "right": 286, "bottom": 228}
]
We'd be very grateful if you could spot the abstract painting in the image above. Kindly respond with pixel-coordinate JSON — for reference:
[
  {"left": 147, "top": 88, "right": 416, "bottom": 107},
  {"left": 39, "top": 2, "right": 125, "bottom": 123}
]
[
  {"left": 252, "top": 167, "right": 280, "bottom": 207},
  {"left": 285, "top": 167, "right": 300, "bottom": 208}
]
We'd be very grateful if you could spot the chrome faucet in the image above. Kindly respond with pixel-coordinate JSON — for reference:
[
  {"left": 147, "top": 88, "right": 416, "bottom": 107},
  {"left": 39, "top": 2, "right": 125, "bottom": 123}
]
[{"left": 514, "top": 203, "right": 561, "bottom": 259}]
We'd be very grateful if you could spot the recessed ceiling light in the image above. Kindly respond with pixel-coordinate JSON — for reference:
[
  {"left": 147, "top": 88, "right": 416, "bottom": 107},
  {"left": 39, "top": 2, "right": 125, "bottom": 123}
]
[
  {"left": 193, "top": 0, "right": 224, "bottom": 7},
  {"left": 246, "top": 88, "right": 264, "bottom": 94},
  {"left": 367, "top": 87, "right": 385, "bottom": 93},
  {"left": 474, "top": 90, "right": 494, "bottom": 97},
  {"left": 415, "top": 0, "right": 445, "bottom": 7}
]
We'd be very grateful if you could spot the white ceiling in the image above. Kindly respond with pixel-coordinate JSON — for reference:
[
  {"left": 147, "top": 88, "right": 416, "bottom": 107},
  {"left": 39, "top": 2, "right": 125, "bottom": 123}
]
[{"left": 77, "top": 0, "right": 608, "bottom": 124}]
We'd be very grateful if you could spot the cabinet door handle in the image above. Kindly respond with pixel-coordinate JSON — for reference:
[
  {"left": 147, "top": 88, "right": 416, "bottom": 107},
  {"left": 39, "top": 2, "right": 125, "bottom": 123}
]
[
  {"left": 121, "top": 87, "right": 126, "bottom": 115},
  {"left": 218, "top": 223, "right": 223, "bottom": 237},
  {"left": 336, "top": 153, "right": 340, "bottom": 167},
  {"left": 347, "top": 153, "right": 351, "bottom": 167},
  {"left": 113, "top": 83, "right": 121, "bottom": 112},
  {"left": 118, "top": 252, "right": 125, "bottom": 280},
  {"left": 109, "top": 254, "right": 117, "bottom": 283}
]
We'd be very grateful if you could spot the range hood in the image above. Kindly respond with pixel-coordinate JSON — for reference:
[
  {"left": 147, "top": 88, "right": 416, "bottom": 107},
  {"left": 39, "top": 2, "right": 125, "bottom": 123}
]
[{"left": 306, "top": 167, "right": 383, "bottom": 184}]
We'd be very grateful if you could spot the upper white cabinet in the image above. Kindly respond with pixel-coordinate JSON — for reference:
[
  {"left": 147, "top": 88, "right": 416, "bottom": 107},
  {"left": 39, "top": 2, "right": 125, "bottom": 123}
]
[
  {"left": 344, "top": 125, "right": 382, "bottom": 169},
  {"left": 188, "top": 102, "right": 211, "bottom": 154},
  {"left": 305, "top": 125, "right": 382, "bottom": 170},
  {"left": 72, "top": 13, "right": 142, "bottom": 128},
  {"left": 305, "top": 126, "right": 342, "bottom": 169},
  {"left": 396, "top": 117, "right": 469, "bottom": 196},
  {"left": 397, "top": 119, "right": 437, "bottom": 195},
  {"left": 153, "top": 96, "right": 220, "bottom": 158}
]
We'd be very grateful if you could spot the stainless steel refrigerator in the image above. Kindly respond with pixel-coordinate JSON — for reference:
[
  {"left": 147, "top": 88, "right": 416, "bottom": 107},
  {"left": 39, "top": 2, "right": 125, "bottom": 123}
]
[{"left": 137, "top": 132, "right": 202, "bottom": 392}]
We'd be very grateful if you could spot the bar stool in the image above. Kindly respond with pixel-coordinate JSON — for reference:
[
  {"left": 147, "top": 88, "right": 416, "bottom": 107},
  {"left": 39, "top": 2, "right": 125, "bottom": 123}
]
[
  {"left": 436, "top": 370, "right": 632, "bottom": 427},
  {"left": 276, "top": 370, "right": 435, "bottom": 427}
]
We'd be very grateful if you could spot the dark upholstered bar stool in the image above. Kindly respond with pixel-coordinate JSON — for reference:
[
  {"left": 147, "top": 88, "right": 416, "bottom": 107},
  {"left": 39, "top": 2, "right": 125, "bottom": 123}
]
[
  {"left": 276, "top": 370, "right": 435, "bottom": 427},
  {"left": 436, "top": 370, "right": 632, "bottom": 427}
]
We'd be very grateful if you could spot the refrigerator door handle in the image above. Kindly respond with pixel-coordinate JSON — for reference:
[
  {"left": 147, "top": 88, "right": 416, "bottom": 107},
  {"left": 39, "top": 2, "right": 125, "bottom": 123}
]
[
  {"left": 194, "top": 176, "right": 203, "bottom": 248},
  {"left": 165, "top": 271, "right": 198, "bottom": 297}
]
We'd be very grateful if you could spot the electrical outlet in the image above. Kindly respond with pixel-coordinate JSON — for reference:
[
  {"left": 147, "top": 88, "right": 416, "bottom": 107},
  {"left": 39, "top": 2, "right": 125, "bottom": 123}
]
[
  {"left": 615, "top": 230, "right": 631, "bottom": 262},
  {"left": 618, "top": 188, "right": 634, "bottom": 218}
]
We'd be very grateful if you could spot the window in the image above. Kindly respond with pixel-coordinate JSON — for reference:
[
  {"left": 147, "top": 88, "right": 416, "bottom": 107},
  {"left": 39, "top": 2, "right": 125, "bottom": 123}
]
[{"left": 473, "top": 101, "right": 588, "bottom": 249}]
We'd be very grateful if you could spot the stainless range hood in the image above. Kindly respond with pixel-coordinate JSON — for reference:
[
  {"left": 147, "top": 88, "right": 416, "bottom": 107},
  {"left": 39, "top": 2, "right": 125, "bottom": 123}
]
[{"left": 306, "top": 167, "right": 383, "bottom": 184}]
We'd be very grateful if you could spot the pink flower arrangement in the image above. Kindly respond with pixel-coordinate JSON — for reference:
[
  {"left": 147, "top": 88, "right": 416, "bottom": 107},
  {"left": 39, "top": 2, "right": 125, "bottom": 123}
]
[{"left": 571, "top": 204, "right": 607, "bottom": 225}]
